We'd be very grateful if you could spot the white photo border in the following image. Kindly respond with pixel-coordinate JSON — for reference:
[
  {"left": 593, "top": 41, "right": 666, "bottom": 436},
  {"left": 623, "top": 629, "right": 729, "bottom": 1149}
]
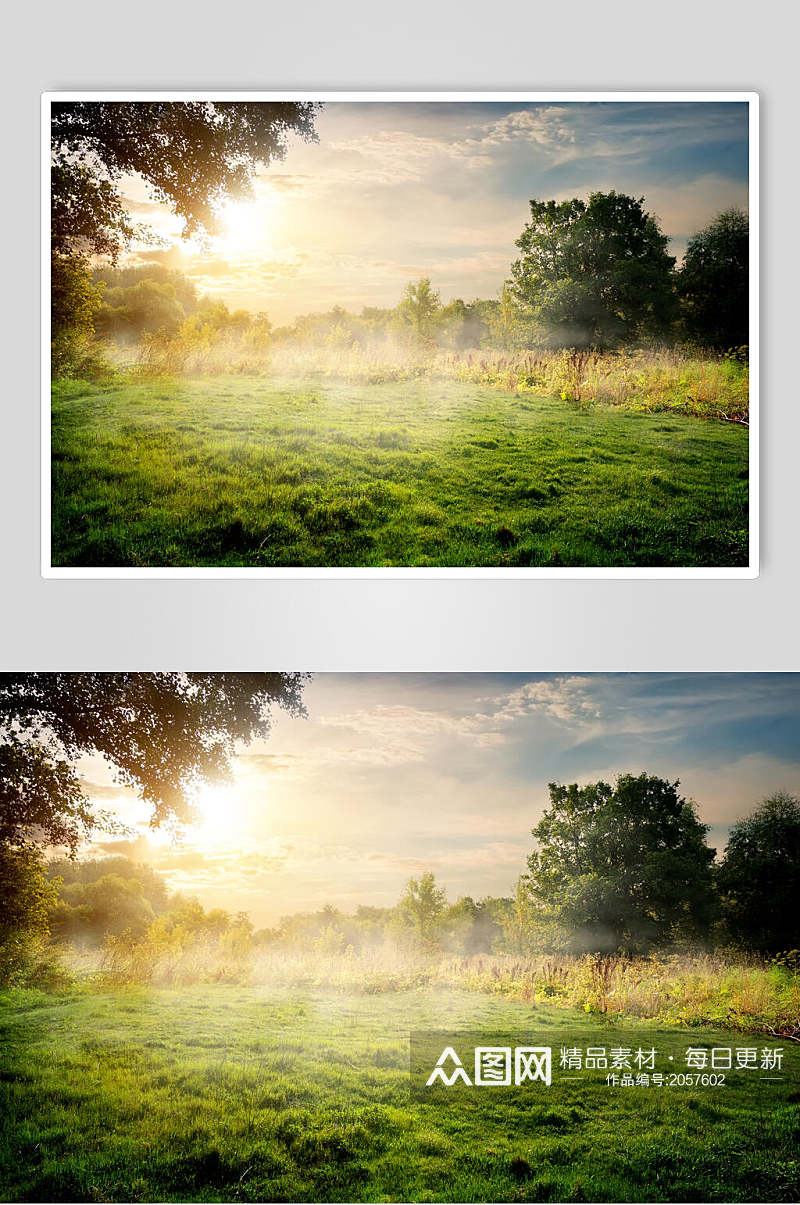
[{"left": 41, "top": 90, "right": 759, "bottom": 580}]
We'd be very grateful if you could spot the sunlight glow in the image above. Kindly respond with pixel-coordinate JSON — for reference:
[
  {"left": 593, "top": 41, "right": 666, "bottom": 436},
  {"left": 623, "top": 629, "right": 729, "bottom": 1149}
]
[
  {"left": 216, "top": 195, "right": 279, "bottom": 257},
  {"left": 190, "top": 783, "right": 248, "bottom": 847}
]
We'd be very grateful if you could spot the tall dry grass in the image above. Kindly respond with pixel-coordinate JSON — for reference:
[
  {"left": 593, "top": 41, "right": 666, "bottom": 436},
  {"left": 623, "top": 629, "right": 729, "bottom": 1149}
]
[
  {"left": 266, "top": 343, "right": 749, "bottom": 423},
  {"left": 86, "top": 937, "right": 797, "bottom": 1038},
  {"left": 126, "top": 334, "right": 749, "bottom": 423},
  {"left": 440, "top": 950, "right": 799, "bottom": 1035}
]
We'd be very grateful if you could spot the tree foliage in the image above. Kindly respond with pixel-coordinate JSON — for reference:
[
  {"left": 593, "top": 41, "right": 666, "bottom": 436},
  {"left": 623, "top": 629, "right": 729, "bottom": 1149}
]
[
  {"left": 51, "top": 254, "right": 107, "bottom": 377},
  {"left": 98, "top": 279, "right": 186, "bottom": 339},
  {"left": 678, "top": 208, "right": 749, "bottom": 350},
  {"left": 510, "top": 192, "right": 676, "bottom": 348},
  {"left": 0, "top": 845, "right": 57, "bottom": 940},
  {"left": 47, "top": 857, "right": 170, "bottom": 944},
  {"left": 717, "top": 792, "right": 800, "bottom": 953},
  {"left": 525, "top": 773, "right": 716, "bottom": 954},
  {"left": 93, "top": 264, "right": 201, "bottom": 341},
  {"left": 437, "top": 298, "right": 493, "bottom": 350},
  {"left": 0, "top": 845, "right": 59, "bottom": 984},
  {"left": 0, "top": 673, "right": 307, "bottom": 853},
  {"left": 439, "top": 894, "right": 508, "bottom": 954},
  {"left": 50, "top": 873, "right": 157, "bottom": 943}
]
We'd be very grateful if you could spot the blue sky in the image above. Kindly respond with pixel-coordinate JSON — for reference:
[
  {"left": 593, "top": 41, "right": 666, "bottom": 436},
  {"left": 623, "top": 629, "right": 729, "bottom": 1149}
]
[
  {"left": 123, "top": 100, "right": 751, "bottom": 322},
  {"left": 86, "top": 672, "right": 796, "bottom": 925}
]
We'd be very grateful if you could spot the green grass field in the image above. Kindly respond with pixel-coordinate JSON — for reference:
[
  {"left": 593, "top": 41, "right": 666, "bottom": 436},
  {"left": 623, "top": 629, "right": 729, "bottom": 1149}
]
[
  {"left": 51, "top": 377, "right": 749, "bottom": 568},
  {"left": 1, "top": 986, "right": 797, "bottom": 1202}
]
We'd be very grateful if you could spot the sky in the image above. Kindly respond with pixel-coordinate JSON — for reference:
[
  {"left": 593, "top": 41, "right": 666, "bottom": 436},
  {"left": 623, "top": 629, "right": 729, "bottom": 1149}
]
[
  {"left": 80, "top": 673, "right": 798, "bottom": 927},
  {"left": 120, "top": 100, "right": 751, "bottom": 324}
]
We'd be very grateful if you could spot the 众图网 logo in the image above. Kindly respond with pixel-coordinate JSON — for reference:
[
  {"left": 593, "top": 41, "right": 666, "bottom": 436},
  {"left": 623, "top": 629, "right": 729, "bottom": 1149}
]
[
  {"left": 413, "top": 1034, "right": 792, "bottom": 1095},
  {"left": 426, "top": 1046, "right": 552, "bottom": 1087}
]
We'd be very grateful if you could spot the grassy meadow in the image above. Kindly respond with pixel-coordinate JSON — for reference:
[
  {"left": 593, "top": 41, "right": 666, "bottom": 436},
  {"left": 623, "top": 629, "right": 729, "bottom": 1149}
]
[
  {"left": 2, "top": 984, "right": 798, "bottom": 1203},
  {"left": 51, "top": 370, "right": 749, "bottom": 569}
]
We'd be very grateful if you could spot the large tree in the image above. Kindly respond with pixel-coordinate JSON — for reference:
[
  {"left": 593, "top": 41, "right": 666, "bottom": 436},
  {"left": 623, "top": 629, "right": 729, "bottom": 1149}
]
[
  {"left": 678, "top": 208, "right": 749, "bottom": 350},
  {"left": 509, "top": 191, "right": 676, "bottom": 348},
  {"left": 0, "top": 673, "right": 307, "bottom": 853},
  {"left": 525, "top": 773, "right": 716, "bottom": 954},
  {"left": 717, "top": 792, "right": 800, "bottom": 952}
]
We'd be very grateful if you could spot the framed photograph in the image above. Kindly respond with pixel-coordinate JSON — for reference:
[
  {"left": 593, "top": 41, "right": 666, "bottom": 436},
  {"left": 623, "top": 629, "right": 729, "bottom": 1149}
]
[
  {"left": 42, "top": 92, "right": 758, "bottom": 577},
  {"left": 2, "top": 671, "right": 797, "bottom": 1203}
]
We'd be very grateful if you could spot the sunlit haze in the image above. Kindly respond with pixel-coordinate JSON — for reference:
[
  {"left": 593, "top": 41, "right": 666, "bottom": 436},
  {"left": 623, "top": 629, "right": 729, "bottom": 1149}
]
[
  {"left": 118, "top": 101, "right": 750, "bottom": 324},
  {"left": 79, "top": 673, "right": 799, "bottom": 927}
]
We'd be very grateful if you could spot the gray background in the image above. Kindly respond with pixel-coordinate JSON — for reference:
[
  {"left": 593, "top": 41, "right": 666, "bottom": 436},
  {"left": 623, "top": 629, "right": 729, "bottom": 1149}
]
[{"left": 1, "top": 0, "right": 796, "bottom": 671}]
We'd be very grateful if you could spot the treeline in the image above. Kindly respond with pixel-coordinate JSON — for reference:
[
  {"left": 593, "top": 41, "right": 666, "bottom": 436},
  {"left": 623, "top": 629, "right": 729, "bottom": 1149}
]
[
  {"left": 82, "top": 265, "right": 500, "bottom": 360},
  {"left": 1, "top": 777, "right": 797, "bottom": 989},
  {"left": 518, "top": 776, "right": 799, "bottom": 958},
  {"left": 52, "top": 196, "right": 749, "bottom": 379},
  {"left": 91, "top": 264, "right": 271, "bottom": 348},
  {"left": 42, "top": 860, "right": 509, "bottom": 959},
  {"left": 53, "top": 261, "right": 274, "bottom": 378}
]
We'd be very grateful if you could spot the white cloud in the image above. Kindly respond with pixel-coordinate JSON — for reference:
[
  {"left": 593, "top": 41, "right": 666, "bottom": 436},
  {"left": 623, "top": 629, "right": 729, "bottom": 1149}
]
[
  {"left": 462, "top": 107, "right": 578, "bottom": 163},
  {"left": 486, "top": 676, "right": 603, "bottom": 725},
  {"left": 317, "top": 702, "right": 507, "bottom": 761}
]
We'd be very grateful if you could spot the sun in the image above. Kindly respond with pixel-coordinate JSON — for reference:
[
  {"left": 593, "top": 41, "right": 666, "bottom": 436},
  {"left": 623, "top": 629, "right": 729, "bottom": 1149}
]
[
  {"left": 191, "top": 783, "right": 247, "bottom": 846},
  {"left": 216, "top": 194, "right": 278, "bottom": 257}
]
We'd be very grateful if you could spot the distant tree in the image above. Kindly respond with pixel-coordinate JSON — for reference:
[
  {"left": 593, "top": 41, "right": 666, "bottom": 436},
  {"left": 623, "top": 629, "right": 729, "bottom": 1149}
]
[
  {"left": 397, "top": 278, "right": 442, "bottom": 340},
  {"left": 0, "top": 673, "right": 307, "bottom": 853},
  {"left": 486, "top": 284, "right": 537, "bottom": 351},
  {"left": 49, "top": 874, "right": 156, "bottom": 943},
  {"left": 525, "top": 773, "right": 716, "bottom": 954},
  {"left": 48, "top": 854, "right": 170, "bottom": 911},
  {"left": 146, "top": 897, "right": 233, "bottom": 941},
  {"left": 352, "top": 904, "right": 394, "bottom": 944},
  {"left": 181, "top": 299, "right": 238, "bottom": 343},
  {"left": 510, "top": 191, "right": 676, "bottom": 348},
  {"left": 678, "top": 209, "right": 749, "bottom": 350},
  {"left": 95, "top": 278, "right": 187, "bottom": 340},
  {"left": 93, "top": 263, "right": 200, "bottom": 313},
  {"left": 242, "top": 312, "right": 273, "bottom": 352},
  {"left": 717, "top": 793, "right": 800, "bottom": 952},
  {"left": 358, "top": 306, "right": 394, "bottom": 338},
  {"left": 501, "top": 875, "right": 540, "bottom": 955},
  {"left": 442, "top": 895, "right": 510, "bottom": 954},
  {"left": 438, "top": 299, "right": 490, "bottom": 350},
  {"left": 46, "top": 857, "right": 172, "bottom": 945},
  {"left": 396, "top": 872, "right": 447, "bottom": 945}
]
